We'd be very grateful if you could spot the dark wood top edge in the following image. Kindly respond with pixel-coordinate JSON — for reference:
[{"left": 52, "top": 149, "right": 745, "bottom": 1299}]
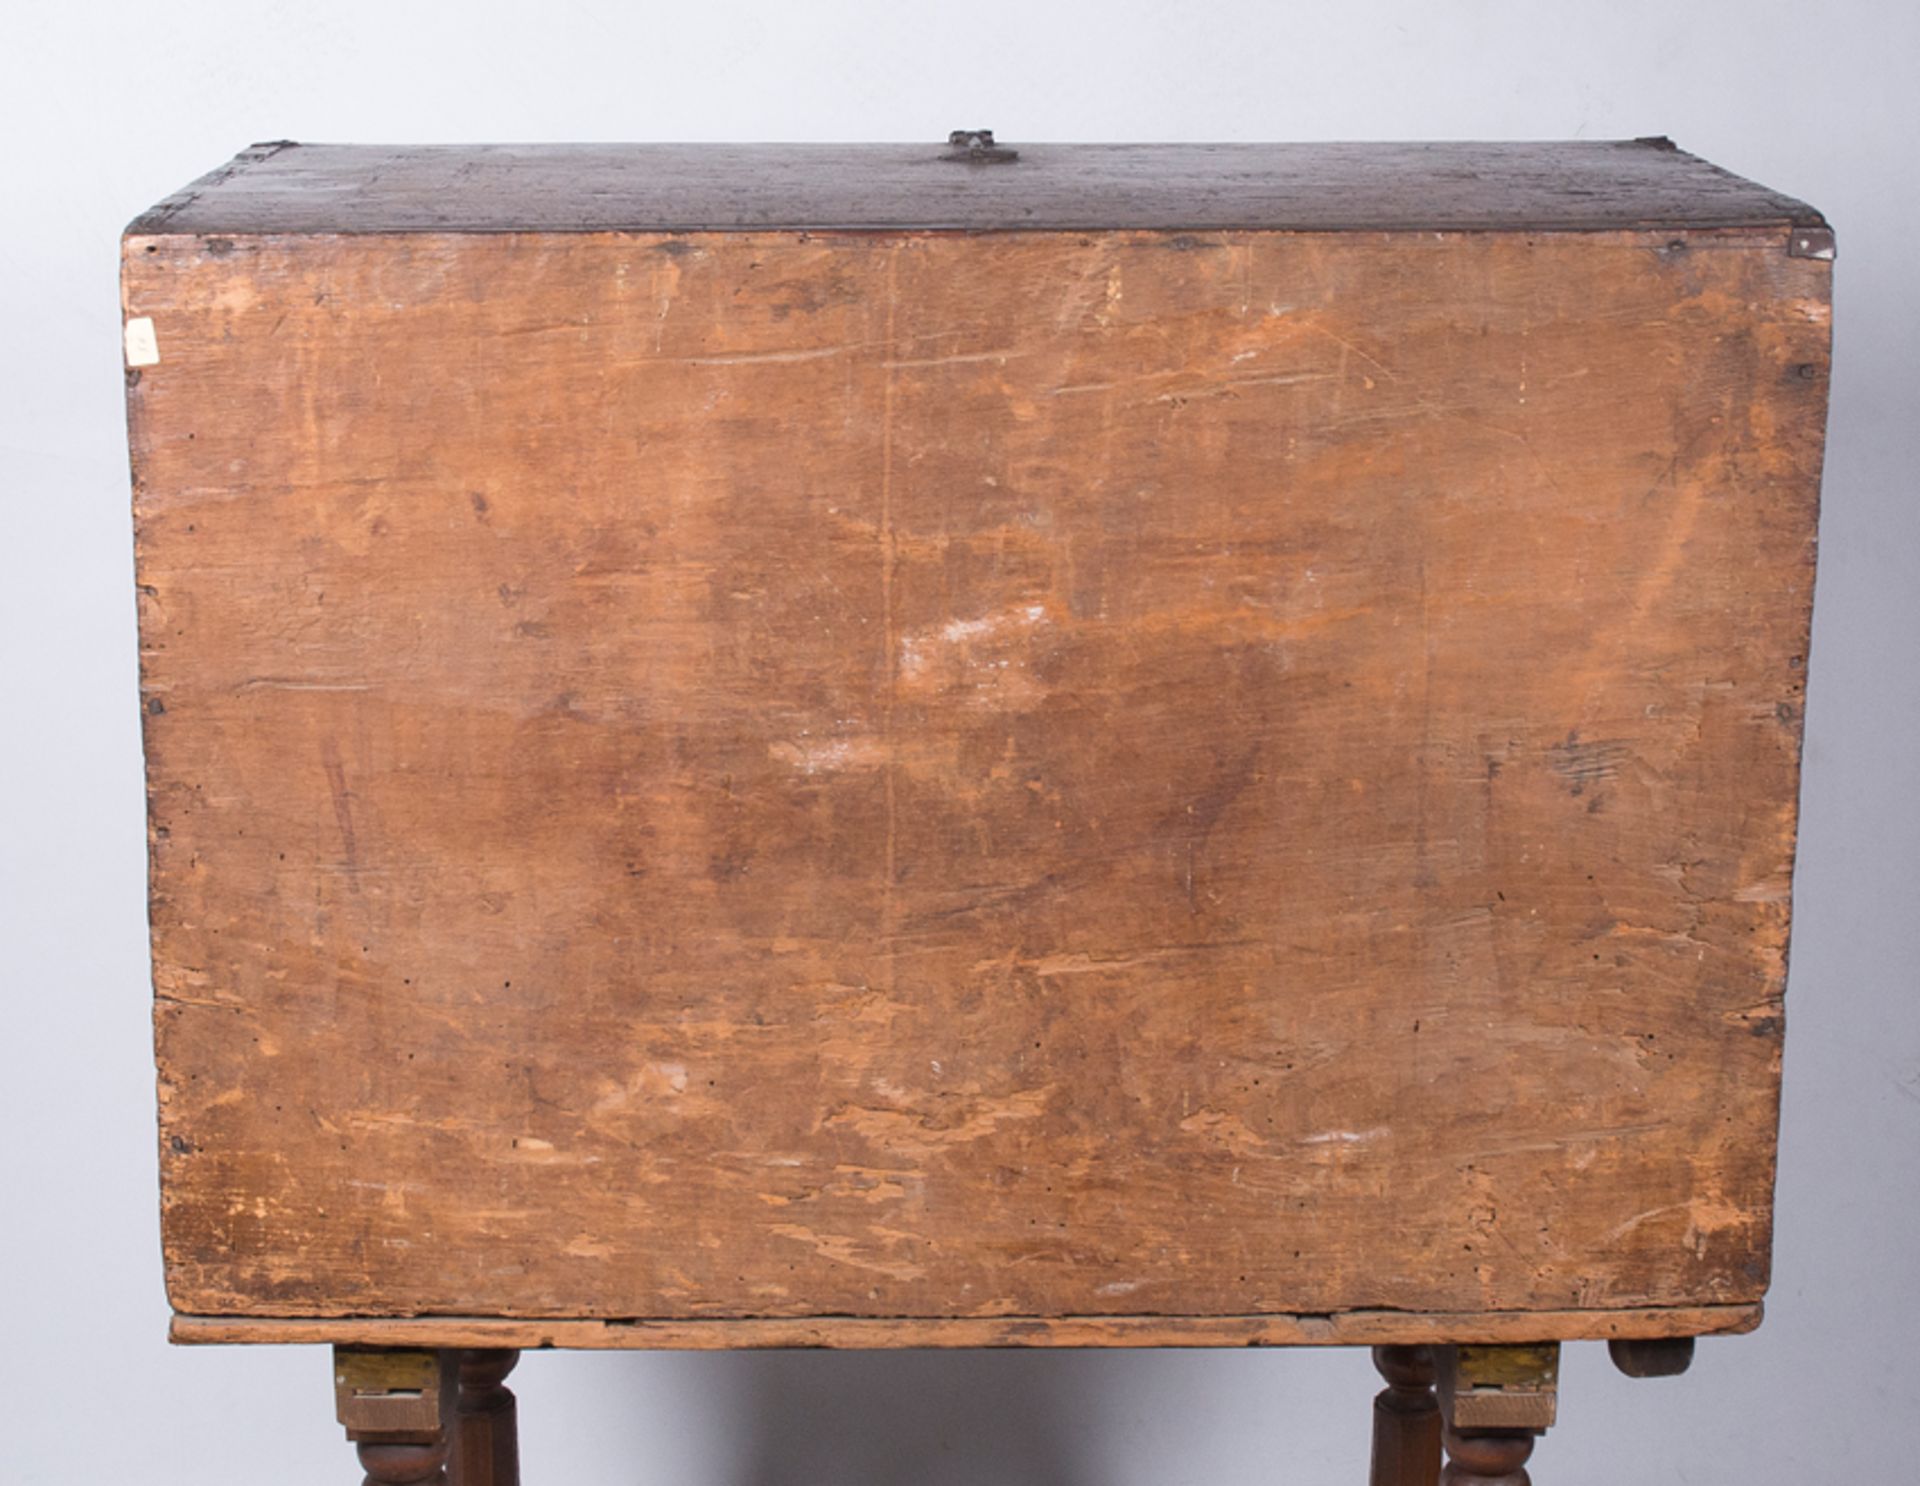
[
  {"left": 124, "top": 138, "right": 1827, "bottom": 239},
  {"left": 169, "top": 1302, "right": 1764, "bottom": 1349},
  {"left": 125, "top": 140, "right": 299, "bottom": 236},
  {"left": 125, "top": 220, "right": 1818, "bottom": 239}
]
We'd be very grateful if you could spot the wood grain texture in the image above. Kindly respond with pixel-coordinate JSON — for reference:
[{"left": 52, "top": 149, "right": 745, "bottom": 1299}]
[
  {"left": 127, "top": 139, "right": 1826, "bottom": 237},
  {"left": 171, "top": 1304, "right": 1762, "bottom": 1350},
  {"left": 125, "top": 198, "right": 1830, "bottom": 1332}
]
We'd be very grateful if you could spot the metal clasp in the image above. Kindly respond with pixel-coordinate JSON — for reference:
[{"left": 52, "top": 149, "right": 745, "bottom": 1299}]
[{"left": 942, "top": 129, "right": 1019, "bottom": 164}]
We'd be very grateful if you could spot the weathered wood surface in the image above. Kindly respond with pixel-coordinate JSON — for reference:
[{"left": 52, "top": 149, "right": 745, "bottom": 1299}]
[
  {"left": 128, "top": 139, "right": 1827, "bottom": 237},
  {"left": 171, "top": 1304, "right": 1762, "bottom": 1350},
  {"left": 126, "top": 193, "right": 1830, "bottom": 1331}
]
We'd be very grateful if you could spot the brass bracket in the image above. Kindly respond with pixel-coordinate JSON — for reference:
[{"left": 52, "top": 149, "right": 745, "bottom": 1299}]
[
  {"left": 333, "top": 1346, "right": 455, "bottom": 1440},
  {"left": 1436, "top": 1342, "right": 1560, "bottom": 1432}
]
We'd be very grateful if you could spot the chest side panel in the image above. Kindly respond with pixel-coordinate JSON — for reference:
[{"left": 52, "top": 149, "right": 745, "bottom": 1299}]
[{"left": 126, "top": 226, "right": 1829, "bottom": 1321}]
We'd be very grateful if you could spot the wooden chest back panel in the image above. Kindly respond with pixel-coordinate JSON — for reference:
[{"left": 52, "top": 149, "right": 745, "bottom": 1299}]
[{"left": 127, "top": 223, "right": 1828, "bottom": 1322}]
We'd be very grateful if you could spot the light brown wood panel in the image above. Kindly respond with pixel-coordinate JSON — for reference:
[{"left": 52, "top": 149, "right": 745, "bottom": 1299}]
[{"left": 126, "top": 219, "right": 1829, "bottom": 1328}]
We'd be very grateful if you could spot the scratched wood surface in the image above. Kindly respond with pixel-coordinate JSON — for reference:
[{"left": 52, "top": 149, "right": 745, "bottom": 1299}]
[
  {"left": 125, "top": 175, "right": 1831, "bottom": 1334},
  {"left": 129, "top": 138, "right": 1826, "bottom": 237}
]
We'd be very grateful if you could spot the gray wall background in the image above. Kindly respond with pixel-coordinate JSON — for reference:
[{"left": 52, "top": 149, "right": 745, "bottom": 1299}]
[{"left": 4, "top": 2, "right": 1914, "bottom": 1479}]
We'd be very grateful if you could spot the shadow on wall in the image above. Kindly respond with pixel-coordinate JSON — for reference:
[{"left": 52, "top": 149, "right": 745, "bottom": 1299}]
[
  {"left": 556, "top": 1337, "right": 1354, "bottom": 1484},
  {"left": 721, "top": 1349, "right": 1102, "bottom": 1486}
]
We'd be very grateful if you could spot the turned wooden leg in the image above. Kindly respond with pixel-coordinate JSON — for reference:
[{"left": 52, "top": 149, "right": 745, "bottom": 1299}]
[
  {"left": 1434, "top": 1345, "right": 1556, "bottom": 1486},
  {"left": 452, "top": 1349, "right": 521, "bottom": 1486},
  {"left": 357, "top": 1439, "right": 452, "bottom": 1485},
  {"left": 1370, "top": 1345, "right": 1442, "bottom": 1486},
  {"left": 335, "top": 1348, "right": 456, "bottom": 1486},
  {"left": 1441, "top": 1427, "right": 1534, "bottom": 1485}
]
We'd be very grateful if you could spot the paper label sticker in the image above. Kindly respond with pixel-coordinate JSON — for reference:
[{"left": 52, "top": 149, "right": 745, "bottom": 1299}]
[{"left": 124, "top": 316, "right": 160, "bottom": 368}]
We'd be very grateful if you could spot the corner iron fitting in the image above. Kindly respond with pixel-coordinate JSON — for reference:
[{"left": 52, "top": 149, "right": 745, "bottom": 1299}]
[{"left": 1787, "top": 225, "right": 1836, "bottom": 260}]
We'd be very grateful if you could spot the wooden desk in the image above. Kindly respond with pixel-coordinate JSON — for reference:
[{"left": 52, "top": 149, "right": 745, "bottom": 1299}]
[{"left": 123, "top": 135, "right": 1832, "bottom": 1482}]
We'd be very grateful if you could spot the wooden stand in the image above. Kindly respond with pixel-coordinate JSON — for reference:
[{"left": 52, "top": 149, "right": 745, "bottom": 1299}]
[
  {"left": 1440, "top": 1428, "right": 1536, "bottom": 1485},
  {"left": 453, "top": 1350, "right": 521, "bottom": 1486},
  {"left": 312, "top": 1332, "right": 1720, "bottom": 1480},
  {"left": 355, "top": 1439, "right": 451, "bottom": 1486},
  {"left": 335, "top": 1349, "right": 520, "bottom": 1486},
  {"left": 1370, "top": 1345, "right": 1443, "bottom": 1486},
  {"left": 1432, "top": 1344, "right": 1558, "bottom": 1486}
]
